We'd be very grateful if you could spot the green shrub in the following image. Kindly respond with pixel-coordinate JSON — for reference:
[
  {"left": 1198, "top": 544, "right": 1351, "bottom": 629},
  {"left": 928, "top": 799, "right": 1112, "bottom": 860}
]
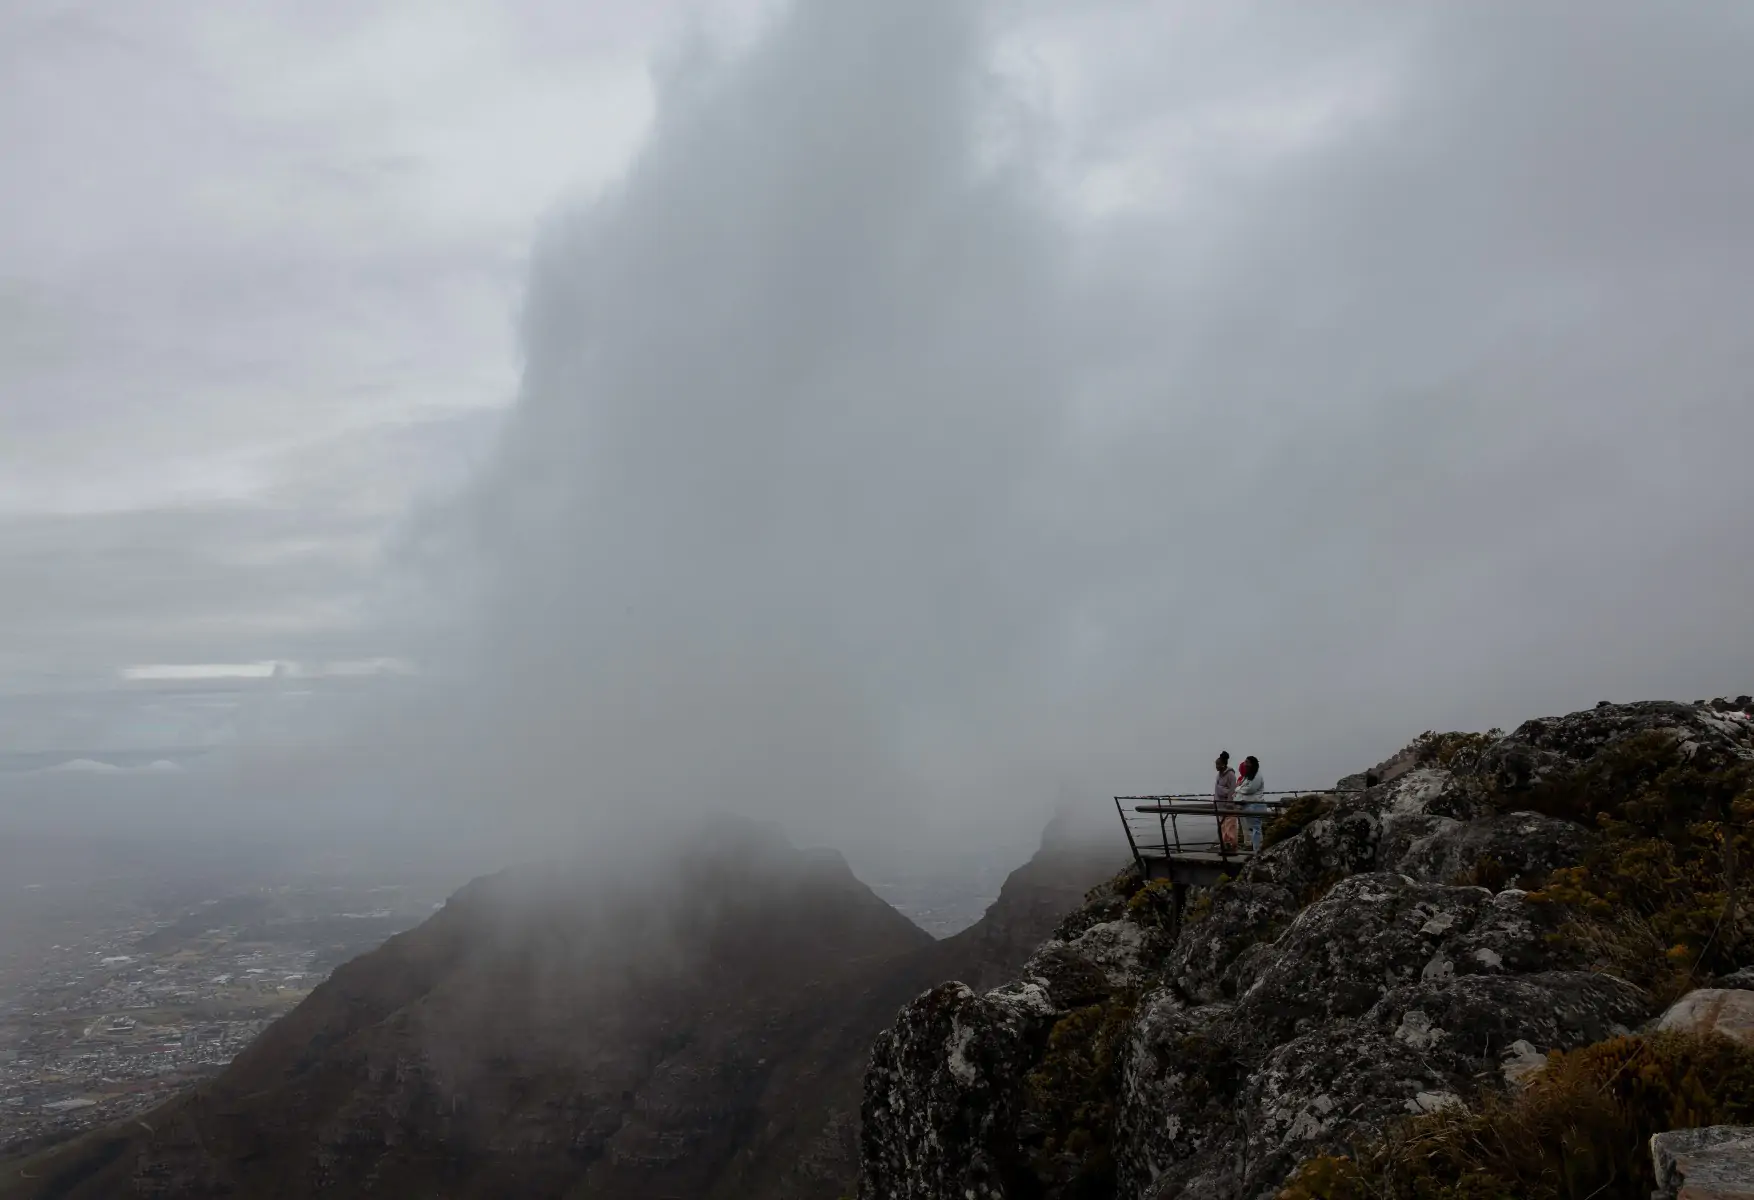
[
  {"left": 1413, "top": 729, "right": 1505, "bottom": 772},
  {"left": 1448, "top": 855, "right": 1526, "bottom": 892},
  {"left": 1264, "top": 794, "right": 1333, "bottom": 848},
  {"left": 1023, "top": 997, "right": 1138, "bottom": 1196},
  {"left": 1164, "top": 1027, "right": 1249, "bottom": 1111},
  {"left": 1182, "top": 890, "right": 1213, "bottom": 924},
  {"left": 1094, "top": 866, "right": 1146, "bottom": 904},
  {"left": 1278, "top": 1031, "right": 1754, "bottom": 1200},
  {"left": 1514, "top": 731, "right": 1754, "bottom": 993},
  {"left": 1126, "top": 878, "right": 1180, "bottom": 930}
]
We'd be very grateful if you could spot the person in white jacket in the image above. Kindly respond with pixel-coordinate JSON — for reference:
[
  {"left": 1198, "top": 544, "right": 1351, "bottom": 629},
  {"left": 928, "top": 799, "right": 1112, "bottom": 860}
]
[{"left": 1236, "top": 755, "right": 1266, "bottom": 852}]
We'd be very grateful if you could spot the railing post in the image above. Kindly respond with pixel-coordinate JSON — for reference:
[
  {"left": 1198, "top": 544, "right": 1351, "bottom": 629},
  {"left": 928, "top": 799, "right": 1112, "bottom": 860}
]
[{"left": 1115, "top": 796, "right": 1144, "bottom": 876}]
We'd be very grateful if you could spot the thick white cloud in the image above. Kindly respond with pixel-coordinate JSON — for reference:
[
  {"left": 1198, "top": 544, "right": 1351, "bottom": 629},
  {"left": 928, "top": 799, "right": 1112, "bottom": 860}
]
[
  {"left": 2, "top": 0, "right": 1751, "bottom": 874},
  {"left": 386, "top": 0, "right": 1754, "bottom": 865}
]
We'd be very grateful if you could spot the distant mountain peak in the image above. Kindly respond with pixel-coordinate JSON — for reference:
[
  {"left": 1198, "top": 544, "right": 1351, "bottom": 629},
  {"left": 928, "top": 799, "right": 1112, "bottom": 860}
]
[{"left": 6, "top": 811, "right": 1117, "bottom": 1199}]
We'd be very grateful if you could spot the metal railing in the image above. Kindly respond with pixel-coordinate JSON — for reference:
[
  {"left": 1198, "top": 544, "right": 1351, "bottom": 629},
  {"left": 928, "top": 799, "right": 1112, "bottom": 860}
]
[{"left": 1113, "top": 789, "right": 1352, "bottom": 871}]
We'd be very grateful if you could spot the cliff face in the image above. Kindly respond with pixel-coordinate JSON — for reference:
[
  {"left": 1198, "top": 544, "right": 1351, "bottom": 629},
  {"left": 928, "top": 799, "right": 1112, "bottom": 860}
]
[
  {"left": 860, "top": 699, "right": 1754, "bottom": 1200},
  {"left": 4, "top": 818, "right": 1120, "bottom": 1200}
]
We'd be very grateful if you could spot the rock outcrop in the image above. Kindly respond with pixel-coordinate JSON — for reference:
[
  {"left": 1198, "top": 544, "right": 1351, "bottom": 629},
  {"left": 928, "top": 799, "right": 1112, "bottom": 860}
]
[
  {"left": 860, "top": 699, "right": 1754, "bottom": 1200},
  {"left": 1660, "top": 989, "right": 1754, "bottom": 1048},
  {"left": 1652, "top": 1125, "right": 1754, "bottom": 1199}
]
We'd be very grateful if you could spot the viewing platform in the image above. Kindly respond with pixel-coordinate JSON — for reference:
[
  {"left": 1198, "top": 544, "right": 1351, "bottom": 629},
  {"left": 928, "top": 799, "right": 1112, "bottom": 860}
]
[{"left": 1113, "top": 791, "right": 1337, "bottom": 890}]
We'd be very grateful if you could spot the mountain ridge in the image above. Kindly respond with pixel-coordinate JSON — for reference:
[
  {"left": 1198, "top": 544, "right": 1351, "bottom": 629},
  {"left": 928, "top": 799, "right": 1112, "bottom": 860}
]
[{"left": 2, "top": 814, "right": 1120, "bottom": 1199}]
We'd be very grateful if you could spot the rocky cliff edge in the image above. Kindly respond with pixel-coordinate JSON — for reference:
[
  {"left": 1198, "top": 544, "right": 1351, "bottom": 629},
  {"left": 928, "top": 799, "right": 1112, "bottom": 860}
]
[{"left": 860, "top": 698, "right": 1754, "bottom": 1200}]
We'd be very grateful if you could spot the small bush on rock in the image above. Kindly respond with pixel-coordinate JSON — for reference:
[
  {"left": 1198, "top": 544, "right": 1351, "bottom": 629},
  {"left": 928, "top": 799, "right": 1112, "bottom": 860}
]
[
  {"left": 1514, "top": 731, "right": 1754, "bottom": 992},
  {"left": 1022, "top": 996, "right": 1138, "bottom": 1197},
  {"left": 1182, "top": 889, "right": 1213, "bottom": 924},
  {"left": 1277, "top": 1031, "right": 1754, "bottom": 1200},
  {"left": 1414, "top": 729, "right": 1505, "bottom": 772},
  {"left": 1165, "top": 1027, "right": 1249, "bottom": 1111},
  {"left": 1264, "top": 795, "right": 1333, "bottom": 849},
  {"left": 1447, "top": 855, "right": 1516, "bottom": 892},
  {"left": 1098, "top": 866, "right": 1145, "bottom": 902},
  {"left": 1178, "top": 875, "right": 1233, "bottom": 926},
  {"left": 1125, "top": 879, "right": 1180, "bottom": 931}
]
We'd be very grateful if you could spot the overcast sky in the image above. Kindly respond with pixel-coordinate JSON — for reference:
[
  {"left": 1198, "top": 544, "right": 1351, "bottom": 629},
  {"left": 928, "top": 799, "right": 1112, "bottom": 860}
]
[{"left": 3, "top": 0, "right": 1751, "bottom": 866}]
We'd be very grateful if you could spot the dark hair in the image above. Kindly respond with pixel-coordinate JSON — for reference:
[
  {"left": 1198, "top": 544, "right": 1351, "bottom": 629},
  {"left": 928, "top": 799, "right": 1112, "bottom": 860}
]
[
  {"left": 1215, "top": 751, "right": 1230, "bottom": 771},
  {"left": 1242, "top": 755, "right": 1260, "bottom": 779}
]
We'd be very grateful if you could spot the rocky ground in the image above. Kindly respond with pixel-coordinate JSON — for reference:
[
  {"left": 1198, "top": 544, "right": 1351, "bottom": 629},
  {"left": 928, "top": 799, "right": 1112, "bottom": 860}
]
[{"left": 860, "top": 697, "right": 1754, "bottom": 1199}]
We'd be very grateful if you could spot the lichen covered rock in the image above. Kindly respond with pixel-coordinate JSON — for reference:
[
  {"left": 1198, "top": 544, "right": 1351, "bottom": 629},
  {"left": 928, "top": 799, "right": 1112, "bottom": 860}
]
[
  {"left": 860, "top": 981, "right": 1057, "bottom": 1200},
  {"left": 1126, "top": 881, "right": 1644, "bottom": 1198},
  {"left": 1651, "top": 1124, "right": 1754, "bottom": 1199},
  {"left": 1369, "top": 765, "right": 1484, "bottom": 822},
  {"left": 865, "top": 868, "right": 1654, "bottom": 1199},
  {"left": 1658, "top": 988, "right": 1754, "bottom": 1048},
  {"left": 1478, "top": 699, "right": 1754, "bottom": 794},
  {"left": 1109, "top": 994, "right": 1235, "bottom": 1198},
  {"left": 1231, "top": 874, "right": 1498, "bottom": 1043},
  {"left": 1366, "top": 970, "right": 1647, "bottom": 1061},
  {"left": 1163, "top": 882, "right": 1294, "bottom": 1004},
  {"left": 1239, "top": 808, "right": 1380, "bottom": 901},
  {"left": 1388, "top": 809, "right": 1593, "bottom": 888},
  {"left": 1237, "top": 1028, "right": 1457, "bottom": 1194}
]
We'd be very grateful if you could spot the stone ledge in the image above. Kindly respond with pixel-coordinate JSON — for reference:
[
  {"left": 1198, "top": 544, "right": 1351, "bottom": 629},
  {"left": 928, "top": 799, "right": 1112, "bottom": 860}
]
[{"left": 1651, "top": 1125, "right": 1754, "bottom": 1199}]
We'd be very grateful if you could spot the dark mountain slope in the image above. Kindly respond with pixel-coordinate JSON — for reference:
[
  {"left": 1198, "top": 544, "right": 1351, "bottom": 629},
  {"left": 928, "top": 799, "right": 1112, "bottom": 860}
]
[
  {"left": 936, "top": 816, "right": 1126, "bottom": 995},
  {"left": 4, "top": 817, "right": 1120, "bottom": 1199}
]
